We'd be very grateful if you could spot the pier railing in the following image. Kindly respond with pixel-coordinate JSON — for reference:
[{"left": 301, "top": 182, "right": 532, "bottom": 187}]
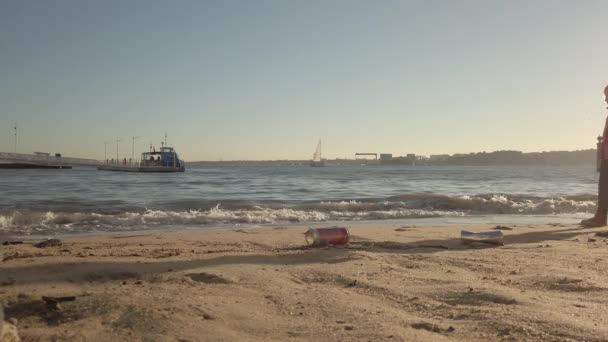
[{"left": 103, "top": 159, "right": 141, "bottom": 167}]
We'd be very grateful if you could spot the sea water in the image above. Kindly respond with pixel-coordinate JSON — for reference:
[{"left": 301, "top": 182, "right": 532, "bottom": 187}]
[{"left": 0, "top": 164, "right": 598, "bottom": 235}]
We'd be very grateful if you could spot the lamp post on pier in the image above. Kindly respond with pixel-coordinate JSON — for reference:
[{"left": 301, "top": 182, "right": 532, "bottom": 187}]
[
  {"left": 116, "top": 139, "right": 122, "bottom": 163},
  {"left": 13, "top": 123, "right": 17, "bottom": 153},
  {"left": 131, "top": 136, "right": 140, "bottom": 160}
]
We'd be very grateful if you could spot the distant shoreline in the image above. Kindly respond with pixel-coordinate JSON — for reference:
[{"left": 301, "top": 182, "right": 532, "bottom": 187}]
[{"left": 188, "top": 149, "right": 596, "bottom": 166}]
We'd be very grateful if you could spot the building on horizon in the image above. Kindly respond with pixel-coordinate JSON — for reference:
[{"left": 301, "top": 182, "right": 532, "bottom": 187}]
[
  {"left": 380, "top": 153, "right": 393, "bottom": 164},
  {"left": 429, "top": 154, "right": 450, "bottom": 161}
]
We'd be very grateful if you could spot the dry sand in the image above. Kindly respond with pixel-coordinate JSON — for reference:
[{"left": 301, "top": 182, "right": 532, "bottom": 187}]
[{"left": 1, "top": 223, "right": 608, "bottom": 341}]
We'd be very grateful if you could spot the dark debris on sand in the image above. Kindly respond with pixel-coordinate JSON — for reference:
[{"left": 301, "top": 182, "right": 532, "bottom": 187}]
[{"left": 34, "top": 239, "right": 63, "bottom": 248}]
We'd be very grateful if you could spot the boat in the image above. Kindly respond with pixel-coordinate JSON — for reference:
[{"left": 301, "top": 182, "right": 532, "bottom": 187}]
[
  {"left": 98, "top": 143, "right": 185, "bottom": 173},
  {"left": 310, "top": 140, "right": 325, "bottom": 167}
]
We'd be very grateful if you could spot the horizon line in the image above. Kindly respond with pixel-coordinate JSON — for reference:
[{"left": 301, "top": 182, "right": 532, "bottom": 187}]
[{"left": 186, "top": 148, "right": 596, "bottom": 163}]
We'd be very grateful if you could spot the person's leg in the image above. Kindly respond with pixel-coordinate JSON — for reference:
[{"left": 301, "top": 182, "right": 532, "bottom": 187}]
[
  {"left": 599, "top": 160, "right": 608, "bottom": 211},
  {"left": 582, "top": 160, "right": 608, "bottom": 227}
]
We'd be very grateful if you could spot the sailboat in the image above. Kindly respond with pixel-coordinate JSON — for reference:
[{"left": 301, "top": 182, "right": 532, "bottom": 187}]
[{"left": 310, "top": 140, "right": 325, "bottom": 167}]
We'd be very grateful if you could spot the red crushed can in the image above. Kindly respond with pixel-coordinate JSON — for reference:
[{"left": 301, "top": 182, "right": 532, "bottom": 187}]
[{"left": 305, "top": 227, "right": 350, "bottom": 246}]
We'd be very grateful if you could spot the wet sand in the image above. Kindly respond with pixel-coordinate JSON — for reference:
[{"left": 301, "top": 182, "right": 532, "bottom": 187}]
[{"left": 1, "top": 223, "right": 608, "bottom": 341}]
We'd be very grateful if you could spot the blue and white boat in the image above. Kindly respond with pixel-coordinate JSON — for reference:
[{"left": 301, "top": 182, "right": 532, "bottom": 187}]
[{"left": 98, "top": 144, "right": 185, "bottom": 173}]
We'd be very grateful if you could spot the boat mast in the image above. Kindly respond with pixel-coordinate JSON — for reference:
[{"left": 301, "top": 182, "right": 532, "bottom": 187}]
[{"left": 319, "top": 140, "right": 322, "bottom": 160}]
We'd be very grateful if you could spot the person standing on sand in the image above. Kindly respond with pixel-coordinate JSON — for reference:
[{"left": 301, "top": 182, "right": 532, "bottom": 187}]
[{"left": 582, "top": 85, "right": 608, "bottom": 227}]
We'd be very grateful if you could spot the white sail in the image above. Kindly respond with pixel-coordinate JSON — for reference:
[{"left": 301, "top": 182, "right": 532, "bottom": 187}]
[{"left": 312, "top": 140, "right": 322, "bottom": 162}]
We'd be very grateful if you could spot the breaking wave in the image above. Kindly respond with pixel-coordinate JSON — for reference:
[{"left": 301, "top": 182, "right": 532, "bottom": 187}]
[{"left": 0, "top": 194, "right": 597, "bottom": 235}]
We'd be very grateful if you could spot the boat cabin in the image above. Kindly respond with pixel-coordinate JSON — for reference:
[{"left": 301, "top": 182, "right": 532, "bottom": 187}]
[{"left": 141, "top": 147, "right": 184, "bottom": 168}]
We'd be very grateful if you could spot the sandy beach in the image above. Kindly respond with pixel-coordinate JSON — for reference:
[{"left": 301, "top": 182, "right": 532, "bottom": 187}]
[{"left": 2, "top": 223, "right": 608, "bottom": 341}]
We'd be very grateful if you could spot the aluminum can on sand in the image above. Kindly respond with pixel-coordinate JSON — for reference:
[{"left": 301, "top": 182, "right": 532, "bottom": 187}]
[{"left": 305, "top": 227, "right": 350, "bottom": 246}]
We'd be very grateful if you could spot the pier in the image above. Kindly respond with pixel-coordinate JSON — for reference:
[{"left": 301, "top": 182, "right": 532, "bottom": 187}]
[{"left": 0, "top": 152, "right": 100, "bottom": 168}]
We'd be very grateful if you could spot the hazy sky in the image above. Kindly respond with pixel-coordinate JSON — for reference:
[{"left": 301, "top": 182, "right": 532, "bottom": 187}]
[{"left": 1, "top": 0, "right": 607, "bottom": 161}]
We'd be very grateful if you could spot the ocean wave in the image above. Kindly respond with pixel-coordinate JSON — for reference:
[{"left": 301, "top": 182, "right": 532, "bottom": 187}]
[
  {"left": 298, "top": 194, "right": 596, "bottom": 215},
  {"left": 0, "top": 207, "right": 462, "bottom": 235},
  {"left": 0, "top": 194, "right": 597, "bottom": 235}
]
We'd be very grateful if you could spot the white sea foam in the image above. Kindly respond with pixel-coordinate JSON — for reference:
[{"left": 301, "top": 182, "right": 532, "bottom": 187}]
[
  {"left": 0, "top": 215, "right": 13, "bottom": 228},
  {"left": 0, "top": 194, "right": 597, "bottom": 235},
  {"left": 0, "top": 207, "right": 462, "bottom": 235},
  {"left": 315, "top": 194, "right": 596, "bottom": 215}
]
